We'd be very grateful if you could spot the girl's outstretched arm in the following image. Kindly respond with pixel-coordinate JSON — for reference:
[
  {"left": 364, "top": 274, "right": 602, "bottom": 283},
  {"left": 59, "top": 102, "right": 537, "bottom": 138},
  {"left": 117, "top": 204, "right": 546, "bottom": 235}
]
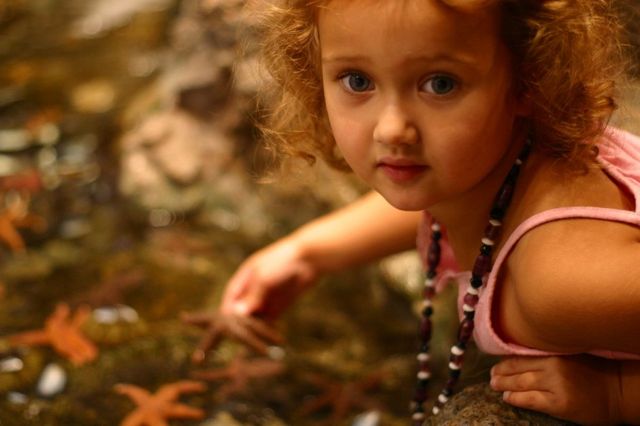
[
  {"left": 490, "top": 355, "right": 640, "bottom": 425},
  {"left": 220, "top": 191, "right": 422, "bottom": 320}
]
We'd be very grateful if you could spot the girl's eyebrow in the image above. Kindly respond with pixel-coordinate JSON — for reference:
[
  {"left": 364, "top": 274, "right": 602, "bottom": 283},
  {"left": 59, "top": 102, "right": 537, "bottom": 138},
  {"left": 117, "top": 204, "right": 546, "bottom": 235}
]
[
  {"left": 322, "top": 53, "right": 475, "bottom": 67},
  {"left": 321, "top": 54, "right": 371, "bottom": 64}
]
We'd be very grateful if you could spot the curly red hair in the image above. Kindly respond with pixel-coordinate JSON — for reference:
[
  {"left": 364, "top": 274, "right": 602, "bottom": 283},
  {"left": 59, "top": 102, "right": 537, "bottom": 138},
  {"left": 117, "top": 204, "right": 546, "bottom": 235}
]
[{"left": 252, "top": 0, "right": 629, "bottom": 171}]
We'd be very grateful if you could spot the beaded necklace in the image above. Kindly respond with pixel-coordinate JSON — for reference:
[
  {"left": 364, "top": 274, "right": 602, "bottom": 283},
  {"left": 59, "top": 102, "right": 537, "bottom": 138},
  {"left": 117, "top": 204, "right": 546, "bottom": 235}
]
[{"left": 410, "top": 139, "right": 532, "bottom": 423}]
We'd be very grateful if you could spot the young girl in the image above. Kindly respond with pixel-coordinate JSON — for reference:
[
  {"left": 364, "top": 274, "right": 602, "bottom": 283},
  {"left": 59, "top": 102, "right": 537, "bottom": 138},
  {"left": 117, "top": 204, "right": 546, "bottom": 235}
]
[{"left": 218, "top": 0, "right": 640, "bottom": 423}]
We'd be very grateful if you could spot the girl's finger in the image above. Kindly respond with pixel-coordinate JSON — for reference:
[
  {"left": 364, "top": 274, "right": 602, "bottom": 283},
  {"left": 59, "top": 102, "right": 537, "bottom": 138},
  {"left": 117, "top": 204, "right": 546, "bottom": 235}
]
[
  {"left": 491, "top": 356, "right": 553, "bottom": 377},
  {"left": 224, "top": 266, "right": 255, "bottom": 302},
  {"left": 502, "top": 389, "right": 553, "bottom": 413},
  {"left": 232, "top": 279, "right": 268, "bottom": 316},
  {"left": 490, "top": 370, "right": 545, "bottom": 392}
]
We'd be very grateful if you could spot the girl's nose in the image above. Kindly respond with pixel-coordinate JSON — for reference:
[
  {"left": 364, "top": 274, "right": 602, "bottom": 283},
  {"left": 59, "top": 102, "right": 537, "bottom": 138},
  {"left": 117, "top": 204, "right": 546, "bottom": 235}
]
[{"left": 373, "top": 106, "right": 418, "bottom": 145}]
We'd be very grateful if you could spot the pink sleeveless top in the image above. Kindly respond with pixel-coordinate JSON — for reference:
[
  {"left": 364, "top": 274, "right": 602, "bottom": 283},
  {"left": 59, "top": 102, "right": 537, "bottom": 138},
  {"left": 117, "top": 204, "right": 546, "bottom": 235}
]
[{"left": 417, "top": 127, "right": 640, "bottom": 360}]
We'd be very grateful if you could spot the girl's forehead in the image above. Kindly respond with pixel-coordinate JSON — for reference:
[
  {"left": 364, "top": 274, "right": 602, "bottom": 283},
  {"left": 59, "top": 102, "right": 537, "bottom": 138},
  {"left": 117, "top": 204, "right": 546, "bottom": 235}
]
[
  {"left": 317, "top": 0, "right": 502, "bottom": 50},
  {"left": 317, "top": 0, "right": 508, "bottom": 77},
  {"left": 317, "top": 0, "right": 500, "bottom": 33},
  {"left": 317, "top": 0, "right": 498, "bottom": 14}
]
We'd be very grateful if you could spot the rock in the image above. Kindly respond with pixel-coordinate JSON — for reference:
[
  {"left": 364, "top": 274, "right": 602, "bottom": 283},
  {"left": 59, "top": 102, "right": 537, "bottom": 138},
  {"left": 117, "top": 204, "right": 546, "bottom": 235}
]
[
  {"left": 70, "top": 79, "right": 117, "bottom": 114},
  {"left": 423, "top": 383, "right": 576, "bottom": 425},
  {"left": 36, "top": 363, "right": 66, "bottom": 398},
  {"left": 72, "top": 0, "right": 175, "bottom": 38},
  {"left": 352, "top": 411, "right": 381, "bottom": 426}
]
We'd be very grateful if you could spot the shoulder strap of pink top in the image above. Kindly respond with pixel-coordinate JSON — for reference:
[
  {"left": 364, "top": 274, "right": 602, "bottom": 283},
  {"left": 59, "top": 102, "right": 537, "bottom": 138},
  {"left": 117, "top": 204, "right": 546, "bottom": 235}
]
[{"left": 475, "top": 127, "right": 640, "bottom": 359}]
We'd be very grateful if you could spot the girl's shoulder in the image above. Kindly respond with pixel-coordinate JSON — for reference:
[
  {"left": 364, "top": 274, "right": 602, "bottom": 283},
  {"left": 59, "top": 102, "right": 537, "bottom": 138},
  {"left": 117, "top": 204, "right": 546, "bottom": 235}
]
[
  {"left": 501, "top": 200, "right": 640, "bottom": 354},
  {"left": 497, "top": 135, "right": 640, "bottom": 354}
]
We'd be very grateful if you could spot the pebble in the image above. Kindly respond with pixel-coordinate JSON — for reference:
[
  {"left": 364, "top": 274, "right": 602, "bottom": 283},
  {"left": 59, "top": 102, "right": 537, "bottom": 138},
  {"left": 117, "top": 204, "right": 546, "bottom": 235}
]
[
  {"left": 352, "top": 411, "right": 381, "bottom": 426},
  {"left": 36, "top": 363, "right": 67, "bottom": 397},
  {"left": 6, "top": 392, "right": 28, "bottom": 405},
  {"left": 0, "top": 154, "right": 24, "bottom": 176},
  {"left": 0, "top": 129, "right": 31, "bottom": 152},
  {"left": 0, "top": 356, "right": 24, "bottom": 373}
]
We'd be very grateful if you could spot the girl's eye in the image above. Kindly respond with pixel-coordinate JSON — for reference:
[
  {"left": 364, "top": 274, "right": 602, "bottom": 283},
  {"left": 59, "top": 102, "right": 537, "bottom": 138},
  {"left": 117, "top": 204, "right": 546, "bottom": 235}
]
[
  {"left": 339, "top": 72, "right": 373, "bottom": 93},
  {"left": 422, "top": 75, "right": 457, "bottom": 95}
]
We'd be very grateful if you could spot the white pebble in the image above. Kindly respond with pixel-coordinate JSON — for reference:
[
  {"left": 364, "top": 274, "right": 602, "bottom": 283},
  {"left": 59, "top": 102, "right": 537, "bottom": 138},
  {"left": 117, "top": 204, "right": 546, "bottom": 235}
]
[
  {"left": 0, "top": 356, "right": 24, "bottom": 373},
  {"left": 93, "top": 307, "right": 119, "bottom": 324},
  {"left": 7, "top": 392, "right": 28, "bottom": 405},
  {"left": 37, "top": 363, "right": 67, "bottom": 397},
  {"left": 352, "top": 411, "right": 381, "bottom": 426},
  {"left": 117, "top": 305, "right": 139, "bottom": 323}
]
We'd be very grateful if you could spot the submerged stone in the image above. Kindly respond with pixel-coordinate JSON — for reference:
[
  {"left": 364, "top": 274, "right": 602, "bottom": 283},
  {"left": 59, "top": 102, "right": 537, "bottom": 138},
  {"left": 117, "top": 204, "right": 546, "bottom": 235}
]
[{"left": 36, "top": 363, "right": 66, "bottom": 398}]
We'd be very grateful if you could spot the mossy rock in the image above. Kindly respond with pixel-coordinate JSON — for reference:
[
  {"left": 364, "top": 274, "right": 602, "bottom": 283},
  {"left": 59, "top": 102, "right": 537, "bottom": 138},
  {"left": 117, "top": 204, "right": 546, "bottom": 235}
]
[{"left": 424, "top": 383, "right": 576, "bottom": 425}]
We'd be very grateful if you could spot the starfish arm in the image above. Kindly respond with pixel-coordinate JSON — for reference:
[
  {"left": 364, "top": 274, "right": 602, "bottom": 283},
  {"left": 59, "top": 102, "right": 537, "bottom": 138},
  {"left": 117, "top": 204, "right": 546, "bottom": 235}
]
[
  {"left": 180, "top": 311, "right": 217, "bottom": 328},
  {"left": 60, "top": 336, "right": 98, "bottom": 366},
  {"left": 71, "top": 305, "right": 91, "bottom": 328},
  {"left": 354, "top": 394, "right": 382, "bottom": 411},
  {"left": 0, "top": 216, "right": 26, "bottom": 252},
  {"left": 192, "top": 326, "right": 224, "bottom": 364},
  {"left": 244, "top": 358, "right": 285, "bottom": 377},
  {"left": 120, "top": 409, "right": 151, "bottom": 426},
  {"left": 298, "top": 393, "right": 335, "bottom": 416},
  {"left": 214, "top": 382, "right": 238, "bottom": 401},
  {"left": 227, "top": 321, "right": 271, "bottom": 355},
  {"left": 8, "top": 330, "right": 50, "bottom": 346},
  {"left": 156, "top": 380, "right": 206, "bottom": 401},
  {"left": 191, "top": 368, "right": 233, "bottom": 382},
  {"left": 46, "top": 304, "right": 71, "bottom": 331},
  {"left": 304, "top": 373, "right": 338, "bottom": 390},
  {"left": 358, "top": 370, "right": 387, "bottom": 390},
  {"left": 163, "top": 403, "right": 205, "bottom": 420},
  {"left": 182, "top": 311, "right": 228, "bottom": 363},
  {"left": 241, "top": 315, "right": 284, "bottom": 345},
  {"left": 331, "top": 395, "right": 352, "bottom": 422},
  {"left": 14, "top": 213, "right": 47, "bottom": 232},
  {"left": 142, "top": 413, "right": 169, "bottom": 426},
  {"left": 47, "top": 305, "right": 98, "bottom": 365},
  {"left": 114, "top": 384, "right": 152, "bottom": 405}
]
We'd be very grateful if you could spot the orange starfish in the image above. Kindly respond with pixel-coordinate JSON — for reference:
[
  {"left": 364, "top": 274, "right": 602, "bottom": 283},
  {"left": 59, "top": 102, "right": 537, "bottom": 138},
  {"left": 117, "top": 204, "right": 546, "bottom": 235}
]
[
  {"left": 299, "top": 370, "right": 387, "bottom": 422},
  {"left": 181, "top": 310, "right": 284, "bottom": 363},
  {"left": 114, "top": 380, "right": 206, "bottom": 426},
  {"left": 191, "top": 354, "right": 285, "bottom": 400},
  {"left": 8, "top": 303, "right": 98, "bottom": 365},
  {"left": 0, "top": 191, "right": 46, "bottom": 253}
]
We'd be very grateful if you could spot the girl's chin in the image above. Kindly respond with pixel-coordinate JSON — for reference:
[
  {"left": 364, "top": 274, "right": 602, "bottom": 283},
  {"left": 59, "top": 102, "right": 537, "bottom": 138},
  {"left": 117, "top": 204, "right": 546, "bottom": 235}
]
[{"left": 378, "top": 192, "right": 428, "bottom": 211}]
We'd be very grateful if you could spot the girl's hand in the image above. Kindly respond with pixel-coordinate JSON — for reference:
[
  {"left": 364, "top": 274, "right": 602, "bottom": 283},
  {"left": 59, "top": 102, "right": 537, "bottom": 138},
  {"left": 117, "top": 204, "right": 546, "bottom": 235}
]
[
  {"left": 219, "top": 238, "right": 319, "bottom": 322},
  {"left": 490, "top": 355, "right": 622, "bottom": 425}
]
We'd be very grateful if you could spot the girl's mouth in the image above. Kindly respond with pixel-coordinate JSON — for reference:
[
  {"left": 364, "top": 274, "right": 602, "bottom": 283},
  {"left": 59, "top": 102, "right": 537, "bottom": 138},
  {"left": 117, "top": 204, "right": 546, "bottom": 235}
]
[{"left": 377, "top": 162, "right": 428, "bottom": 183}]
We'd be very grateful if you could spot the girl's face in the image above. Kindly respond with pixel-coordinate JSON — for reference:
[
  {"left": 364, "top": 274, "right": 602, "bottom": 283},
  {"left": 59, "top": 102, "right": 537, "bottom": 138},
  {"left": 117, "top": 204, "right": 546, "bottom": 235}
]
[{"left": 319, "top": 0, "right": 527, "bottom": 211}]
